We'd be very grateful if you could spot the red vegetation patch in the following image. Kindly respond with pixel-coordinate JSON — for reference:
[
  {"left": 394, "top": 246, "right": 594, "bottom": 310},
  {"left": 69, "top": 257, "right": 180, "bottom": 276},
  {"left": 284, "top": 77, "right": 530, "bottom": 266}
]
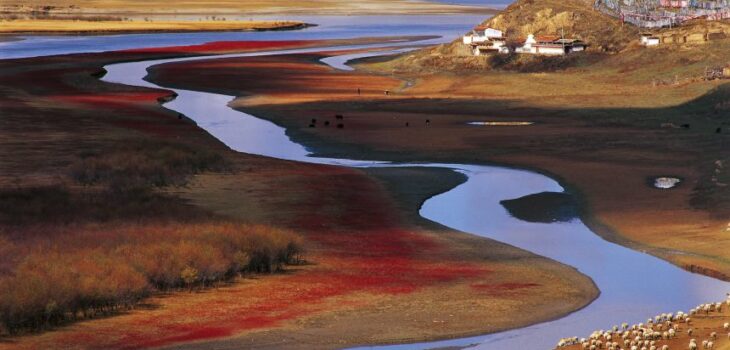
[
  {"left": 22, "top": 164, "right": 496, "bottom": 349},
  {"left": 52, "top": 92, "right": 166, "bottom": 110},
  {"left": 121, "top": 40, "right": 310, "bottom": 55}
]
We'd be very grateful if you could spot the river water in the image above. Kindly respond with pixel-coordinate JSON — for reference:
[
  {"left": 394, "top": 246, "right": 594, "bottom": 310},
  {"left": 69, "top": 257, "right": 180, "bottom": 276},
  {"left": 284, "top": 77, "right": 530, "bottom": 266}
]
[{"left": 98, "top": 41, "right": 730, "bottom": 350}]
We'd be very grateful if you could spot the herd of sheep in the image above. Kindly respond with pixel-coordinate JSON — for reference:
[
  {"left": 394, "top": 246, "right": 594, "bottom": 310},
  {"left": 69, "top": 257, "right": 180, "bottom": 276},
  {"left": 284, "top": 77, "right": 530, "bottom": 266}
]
[{"left": 556, "top": 294, "right": 730, "bottom": 350}]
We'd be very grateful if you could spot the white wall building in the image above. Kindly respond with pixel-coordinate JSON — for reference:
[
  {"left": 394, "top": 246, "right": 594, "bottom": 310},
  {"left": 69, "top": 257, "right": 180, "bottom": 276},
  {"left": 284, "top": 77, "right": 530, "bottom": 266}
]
[
  {"left": 464, "top": 27, "right": 508, "bottom": 55},
  {"left": 640, "top": 33, "right": 661, "bottom": 46},
  {"left": 515, "top": 34, "right": 586, "bottom": 55}
]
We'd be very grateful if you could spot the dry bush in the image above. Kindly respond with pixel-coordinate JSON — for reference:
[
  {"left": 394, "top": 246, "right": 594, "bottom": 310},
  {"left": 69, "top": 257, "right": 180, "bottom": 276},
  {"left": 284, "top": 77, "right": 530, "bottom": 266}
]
[
  {"left": 0, "top": 223, "right": 303, "bottom": 334},
  {"left": 0, "top": 185, "right": 211, "bottom": 225},
  {"left": 70, "top": 141, "right": 228, "bottom": 192}
]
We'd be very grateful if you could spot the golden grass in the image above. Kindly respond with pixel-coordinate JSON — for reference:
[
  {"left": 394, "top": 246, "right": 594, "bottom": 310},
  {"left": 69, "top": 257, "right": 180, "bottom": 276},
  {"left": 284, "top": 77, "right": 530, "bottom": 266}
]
[{"left": 0, "top": 19, "right": 306, "bottom": 33}]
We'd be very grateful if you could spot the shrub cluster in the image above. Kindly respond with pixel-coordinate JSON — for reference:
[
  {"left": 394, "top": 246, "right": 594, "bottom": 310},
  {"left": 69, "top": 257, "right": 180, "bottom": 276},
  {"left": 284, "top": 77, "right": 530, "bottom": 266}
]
[
  {"left": 0, "top": 224, "right": 303, "bottom": 334},
  {"left": 0, "top": 186, "right": 211, "bottom": 225},
  {"left": 70, "top": 141, "right": 228, "bottom": 192}
]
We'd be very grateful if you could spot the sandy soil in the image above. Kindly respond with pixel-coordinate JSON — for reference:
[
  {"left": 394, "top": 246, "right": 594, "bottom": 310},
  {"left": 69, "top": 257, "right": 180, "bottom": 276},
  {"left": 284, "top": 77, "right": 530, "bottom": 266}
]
[
  {"left": 0, "top": 39, "right": 597, "bottom": 349},
  {"left": 144, "top": 43, "right": 730, "bottom": 284},
  {"left": 0, "top": 19, "right": 309, "bottom": 34}
]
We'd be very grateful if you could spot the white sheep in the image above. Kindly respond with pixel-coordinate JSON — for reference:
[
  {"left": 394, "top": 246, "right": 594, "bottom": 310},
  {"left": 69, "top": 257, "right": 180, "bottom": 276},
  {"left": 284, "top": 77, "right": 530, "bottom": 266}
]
[
  {"left": 709, "top": 332, "right": 716, "bottom": 340},
  {"left": 661, "top": 345, "right": 669, "bottom": 350},
  {"left": 723, "top": 322, "right": 729, "bottom": 331},
  {"left": 706, "top": 341, "right": 713, "bottom": 350}
]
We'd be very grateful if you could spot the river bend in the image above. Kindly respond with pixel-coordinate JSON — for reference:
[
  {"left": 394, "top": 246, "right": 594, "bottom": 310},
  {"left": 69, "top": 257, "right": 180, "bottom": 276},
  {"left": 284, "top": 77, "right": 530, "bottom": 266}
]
[{"left": 101, "top": 43, "right": 730, "bottom": 350}]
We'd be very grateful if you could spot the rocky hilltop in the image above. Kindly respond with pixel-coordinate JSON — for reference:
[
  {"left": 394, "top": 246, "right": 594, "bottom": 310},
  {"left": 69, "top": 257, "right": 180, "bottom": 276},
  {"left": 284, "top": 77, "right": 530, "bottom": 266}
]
[
  {"left": 485, "top": 0, "right": 638, "bottom": 52},
  {"left": 381, "top": 0, "right": 642, "bottom": 72},
  {"left": 379, "top": 0, "right": 730, "bottom": 73}
]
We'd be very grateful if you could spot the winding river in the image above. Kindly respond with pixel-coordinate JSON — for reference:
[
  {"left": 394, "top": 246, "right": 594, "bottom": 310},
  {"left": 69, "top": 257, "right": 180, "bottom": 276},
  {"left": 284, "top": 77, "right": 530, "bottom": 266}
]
[
  {"left": 0, "top": 2, "right": 721, "bottom": 348},
  {"left": 95, "top": 40, "right": 730, "bottom": 349},
  {"left": 0, "top": 11, "right": 714, "bottom": 349}
]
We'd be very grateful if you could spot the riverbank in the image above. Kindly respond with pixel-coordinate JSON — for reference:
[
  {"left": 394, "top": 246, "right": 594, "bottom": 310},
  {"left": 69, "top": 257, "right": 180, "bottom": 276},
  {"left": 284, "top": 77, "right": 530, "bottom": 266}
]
[
  {"left": 0, "top": 39, "right": 597, "bottom": 349},
  {"left": 0, "top": 19, "right": 311, "bottom": 34},
  {"left": 155, "top": 41, "right": 730, "bottom": 284}
]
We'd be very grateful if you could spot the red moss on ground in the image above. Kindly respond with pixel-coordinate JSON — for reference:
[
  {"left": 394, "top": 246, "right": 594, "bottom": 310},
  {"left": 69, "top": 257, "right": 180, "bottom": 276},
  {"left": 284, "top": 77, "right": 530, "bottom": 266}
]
[{"left": 52, "top": 92, "right": 167, "bottom": 110}]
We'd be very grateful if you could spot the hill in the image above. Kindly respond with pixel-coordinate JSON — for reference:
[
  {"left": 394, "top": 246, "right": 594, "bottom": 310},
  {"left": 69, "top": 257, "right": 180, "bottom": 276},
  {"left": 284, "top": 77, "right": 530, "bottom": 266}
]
[
  {"left": 380, "top": 0, "right": 642, "bottom": 72},
  {"left": 380, "top": 0, "right": 730, "bottom": 73}
]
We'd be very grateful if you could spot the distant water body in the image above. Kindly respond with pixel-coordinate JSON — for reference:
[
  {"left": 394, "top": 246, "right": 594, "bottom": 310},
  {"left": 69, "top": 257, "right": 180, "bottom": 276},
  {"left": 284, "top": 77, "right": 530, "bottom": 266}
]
[{"left": 0, "top": 14, "right": 487, "bottom": 59}]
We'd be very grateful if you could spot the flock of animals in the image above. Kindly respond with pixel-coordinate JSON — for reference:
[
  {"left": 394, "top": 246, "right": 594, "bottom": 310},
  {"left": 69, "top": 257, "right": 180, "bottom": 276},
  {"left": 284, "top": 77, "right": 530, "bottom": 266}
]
[{"left": 556, "top": 295, "right": 730, "bottom": 350}]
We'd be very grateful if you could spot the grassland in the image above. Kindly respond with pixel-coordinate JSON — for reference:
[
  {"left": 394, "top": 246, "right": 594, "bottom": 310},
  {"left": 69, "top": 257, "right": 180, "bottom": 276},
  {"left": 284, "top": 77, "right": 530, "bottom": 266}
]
[
  {"left": 0, "top": 38, "right": 597, "bottom": 349},
  {"left": 0, "top": 19, "right": 309, "bottom": 34},
  {"left": 139, "top": 27, "right": 730, "bottom": 287}
]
